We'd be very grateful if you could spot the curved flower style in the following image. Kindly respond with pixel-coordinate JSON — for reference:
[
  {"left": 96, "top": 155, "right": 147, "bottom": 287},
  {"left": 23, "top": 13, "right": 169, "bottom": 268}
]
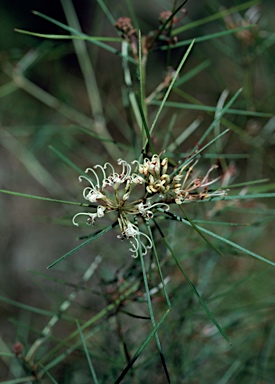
[
  {"left": 72, "top": 157, "right": 169, "bottom": 257},
  {"left": 172, "top": 161, "right": 228, "bottom": 204},
  {"left": 72, "top": 154, "right": 228, "bottom": 257},
  {"left": 72, "top": 205, "right": 106, "bottom": 226},
  {"left": 117, "top": 215, "right": 152, "bottom": 258}
]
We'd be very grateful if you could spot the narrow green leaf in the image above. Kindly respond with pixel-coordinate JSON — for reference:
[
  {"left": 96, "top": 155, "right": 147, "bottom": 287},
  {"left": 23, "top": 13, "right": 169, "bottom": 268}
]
[
  {"left": 49, "top": 145, "right": 84, "bottom": 174},
  {"left": 41, "top": 282, "right": 139, "bottom": 364},
  {"left": 172, "top": 0, "right": 260, "bottom": 35},
  {"left": 148, "top": 39, "right": 195, "bottom": 138},
  {"left": 0, "top": 189, "right": 88, "bottom": 207},
  {"left": 0, "top": 81, "right": 17, "bottom": 98},
  {"left": 137, "top": 31, "right": 155, "bottom": 152},
  {"left": 160, "top": 233, "right": 231, "bottom": 343},
  {"left": 192, "top": 193, "right": 275, "bottom": 203},
  {"left": 38, "top": 365, "right": 59, "bottom": 384},
  {"left": 77, "top": 126, "right": 131, "bottom": 149},
  {"left": 149, "top": 100, "right": 272, "bottom": 118},
  {"left": 76, "top": 321, "right": 99, "bottom": 384},
  {"left": 26, "top": 258, "right": 103, "bottom": 364},
  {"left": 198, "top": 88, "right": 242, "bottom": 146},
  {"left": 61, "top": 0, "right": 122, "bottom": 160},
  {"left": 161, "top": 25, "right": 257, "bottom": 50},
  {"left": 41, "top": 325, "right": 103, "bottom": 374},
  {"left": 47, "top": 223, "right": 117, "bottom": 268},
  {"left": 169, "top": 129, "right": 230, "bottom": 178},
  {"left": 0, "top": 295, "right": 49, "bottom": 315},
  {"left": 95, "top": 0, "right": 116, "bottom": 25},
  {"left": 30, "top": 11, "right": 136, "bottom": 64},
  {"left": 190, "top": 220, "right": 254, "bottom": 227},
  {"left": 14, "top": 29, "right": 121, "bottom": 42},
  {"left": 166, "top": 117, "right": 202, "bottom": 153},
  {"left": 227, "top": 179, "right": 270, "bottom": 189},
  {"left": 179, "top": 205, "right": 224, "bottom": 257},
  {"left": 115, "top": 308, "right": 171, "bottom": 383},
  {"left": 146, "top": 221, "right": 171, "bottom": 307},
  {"left": 137, "top": 218, "right": 170, "bottom": 383},
  {"left": 162, "top": 113, "right": 177, "bottom": 150},
  {"left": 138, "top": 97, "right": 155, "bottom": 153},
  {"left": 174, "top": 59, "right": 211, "bottom": 87},
  {"left": 163, "top": 211, "right": 275, "bottom": 267}
]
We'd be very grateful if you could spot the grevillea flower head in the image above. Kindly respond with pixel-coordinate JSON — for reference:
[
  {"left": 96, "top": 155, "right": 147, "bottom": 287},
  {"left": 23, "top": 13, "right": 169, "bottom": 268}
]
[
  {"left": 117, "top": 214, "right": 153, "bottom": 258},
  {"left": 172, "top": 160, "right": 227, "bottom": 204},
  {"left": 72, "top": 154, "right": 228, "bottom": 257},
  {"left": 133, "top": 154, "right": 171, "bottom": 194},
  {"left": 72, "top": 157, "right": 169, "bottom": 257}
]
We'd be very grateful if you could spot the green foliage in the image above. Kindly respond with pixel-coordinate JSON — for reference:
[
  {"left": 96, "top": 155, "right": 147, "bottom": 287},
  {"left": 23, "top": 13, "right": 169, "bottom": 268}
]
[{"left": 0, "top": 0, "right": 274, "bottom": 383}]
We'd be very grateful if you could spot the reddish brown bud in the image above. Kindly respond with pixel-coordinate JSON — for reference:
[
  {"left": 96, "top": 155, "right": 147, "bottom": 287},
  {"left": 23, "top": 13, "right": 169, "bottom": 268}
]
[
  {"left": 115, "top": 17, "right": 136, "bottom": 37},
  {"left": 12, "top": 342, "right": 23, "bottom": 356},
  {"left": 159, "top": 11, "right": 176, "bottom": 25}
]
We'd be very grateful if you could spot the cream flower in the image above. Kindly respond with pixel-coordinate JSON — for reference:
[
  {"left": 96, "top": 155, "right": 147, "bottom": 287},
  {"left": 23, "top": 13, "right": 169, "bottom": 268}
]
[
  {"left": 72, "top": 154, "right": 228, "bottom": 257},
  {"left": 173, "top": 162, "right": 227, "bottom": 203},
  {"left": 117, "top": 216, "right": 152, "bottom": 258},
  {"left": 72, "top": 158, "right": 158, "bottom": 257}
]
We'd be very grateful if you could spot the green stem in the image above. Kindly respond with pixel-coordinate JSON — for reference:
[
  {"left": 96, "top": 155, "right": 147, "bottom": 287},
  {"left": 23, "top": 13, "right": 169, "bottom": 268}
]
[{"left": 138, "top": 30, "right": 148, "bottom": 144}]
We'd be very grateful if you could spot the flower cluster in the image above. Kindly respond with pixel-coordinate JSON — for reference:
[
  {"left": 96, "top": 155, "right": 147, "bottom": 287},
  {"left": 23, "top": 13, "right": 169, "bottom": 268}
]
[
  {"left": 172, "top": 161, "right": 226, "bottom": 204},
  {"left": 114, "top": 9, "right": 187, "bottom": 60},
  {"left": 73, "top": 154, "right": 227, "bottom": 257}
]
